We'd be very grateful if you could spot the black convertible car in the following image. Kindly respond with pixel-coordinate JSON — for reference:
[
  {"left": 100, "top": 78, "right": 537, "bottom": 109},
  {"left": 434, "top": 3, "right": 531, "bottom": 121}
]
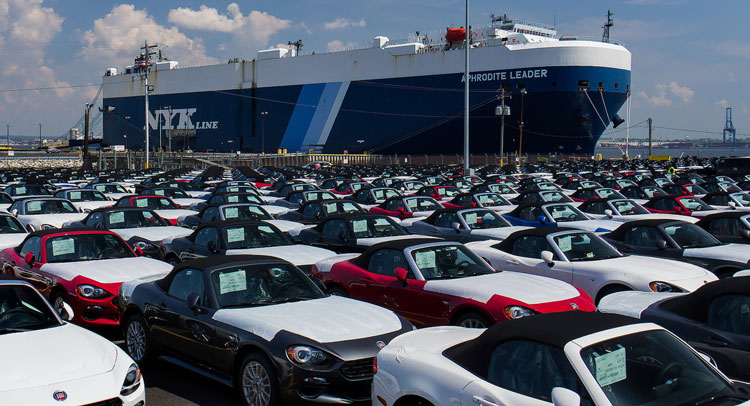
[
  {"left": 294, "top": 214, "right": 413, "bottom": 252},
  {"left": 119, "top": 255, "right": 413, "bottom": 405},
  {"left": 278, "top": 199, "right": 366, "bottom": 224},
  {"left": 696, "top": 212, "right": 750, "bottom": 244}
]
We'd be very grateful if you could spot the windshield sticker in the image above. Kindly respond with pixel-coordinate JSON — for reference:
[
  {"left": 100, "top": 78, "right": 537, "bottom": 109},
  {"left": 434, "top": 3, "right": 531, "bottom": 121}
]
[
  {"left": 405, "top": 199, "right": 417, "bottom": 208},
  {"left": 135, "top": 199, "right": 148, "bottom": 208},
  {"left": 228, "top": 195, "right": 239, "bottom": 203},
  {"left": 595, "top": 347, "right": 627, "bottom": 387},
  {"left": 465, "top": 212, "right": 477, "bottom": 224},
  {"left": 352, "top": 219, "right": 368, "bottom": 233},
  {"left": 51, "top": 238, "right": 75, "bottom": 256},
  {"left": 226, "top": 227, "right": 245, "bottom": 243},
  {"left": 154, "top": 190, "right": 165, "bottom": 196},
  {"left": 219, "top": 270, "right": 246, "bottom": 294},
  {"left": 324, "top": 202, "right": 338, "bottom": 213},
  {"left": 109, "top": 211, "right": 125, "bottom": 224},
  {"left": 16, "top": 186, "right": 26, "bottom": 194},
  {"left": 69, "top": 191, "right": 81, "bottom": 200},
  {"left": 558, "top": 236, "right": 572, "bottom": 252},
  {"left": 414, "top": 250, "right": 436, "bottom": 269},
  {"left": 27, "top": 200, "right": 42, "bottom": 212},
  {"left": 224, "top": 207, "right": 239, "bottom": 219}
]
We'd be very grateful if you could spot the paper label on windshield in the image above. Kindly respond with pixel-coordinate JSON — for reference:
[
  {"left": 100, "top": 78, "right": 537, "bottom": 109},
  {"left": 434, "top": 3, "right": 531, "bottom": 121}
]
[
  {"left": 224, "top": 207, "right": 239, "bottom": 219},
  {"left": 27, "top": 201, "right": 42, "bottom": 212},
  {"left": 558, "top": 236, "right": 572, "bottom": 252},
  {"left": 135, "top": 199, "right": 147, "bottom": 208},
  {"left": 219, "top": 270, "right": 246, "bottom": 294},
  {"left": 51, "top": 238, "right": 75, "bottom": 256},
  {"left": 69, "top": 191, "right": 81, "bottom": 200},
  {"left": 352, "top": 219, "right": 368, "bottom": 233},
  {"left": 16, "top": 187, "right": 26, "bottom": 195},
  {"left": 154, "top": 190, "right": 165, "bottom": 196},
  {"left": 228, "top": 195, "right": 239, "bottom": 203},
  {"left": 465, "top": 212, "right": 477, "bottom": 224},
  {"left": 414, "top": 250, "right": 436, "bottom": 269},
  {"left": 406, "top": 199, "right": 417, "bottom": 209},
  {"left": 595, "top": 347, "right": 627, "bottom": 387},
  {"left": 109, "top": 211, "right": 125, "bottom": 224},
  {"left": 324, "top": 202, "right": 337, "bottom": 213},
  {"left": 226, "top": 227, "right": 244, "bottom": 243}
]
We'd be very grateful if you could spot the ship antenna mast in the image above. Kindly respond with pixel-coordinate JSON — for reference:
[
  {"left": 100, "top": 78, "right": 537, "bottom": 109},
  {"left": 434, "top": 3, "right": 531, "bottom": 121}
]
[
  {"left": 288, "top": 40, "right": 303, "bottom": 54},
  {"left": 602, "top": 10, "right": 614, "bottom": 43}
]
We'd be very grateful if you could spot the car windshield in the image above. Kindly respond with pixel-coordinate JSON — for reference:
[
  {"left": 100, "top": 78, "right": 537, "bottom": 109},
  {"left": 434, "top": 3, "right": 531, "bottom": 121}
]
[
  {"left": 222, "top": 205, "right": 271, "bottom": 221},
  {"left": 65, "top": 190, "right": 108, "bottom": 202},
  {"left": 151, "top": 189, "right": 189, "bottom": 198},
  {"left": 224, "top": 194, "right": 263, "bottom": 205},
  {"left": 489, "top": 184, "right": 515, "bottom": 194},
  {"left": 679, "top": 197, "right": 713, "bottom": 211},
  {"left": 373, "top": 189, "right": 401, "bottom": 201},
  {"left": 554, "top": 233, "right": 621, "bottom": 261},
  {"left": 461, "top": 210, "right": 510, "bottom": 229},
  {"left": 597, "top": 189, "right": 625, "bottom": 199},
  {"left": 663, "top": 223, "right": 721, "bottom": 248},
  {"left": 580, "top": 329, "right": 733, "bottom": 406},
  {"left": 8, "top": 185, "right": 50, "bottom": 196},
  {"left": 321, "top": 201, "right": 363, "bottom": 215},
  {"left": 536, "top": 183, "right": 560, "bottom": 191},
  {"left": 303, "top": 191, "right": 336, "bottom": 201},
  {"left": 25, "top": 199, "right": 77, "bottom": 214},
  {"left": 0, "top": 215, "right": 26, "bottom": 233},
  {"left": 410, "top": 244, "right": 493, "bottom": 280},
  {"left": 221, "top": 186, "right": 258, "bottom": 195},
  {"left": 94, "top": 184, "right": 128, "bottom": 194},
  {"left": 222, "top": 224, "right": 290, "bottom": 249},
  {"left": 404, "top": 197, "right": 440, "bottom": 211},
  {"left": 437, "top": 187, "right": 459, "bottom": 198},
  {"left": 211, "top": 264, "right": 324, "bottom": 308},
  {"left": 348, "top": 217, "right": 405, "bottom": 238},
  {"left": 133, "top": 197, "right": 178, "bottom": 210},
  {"left": 45, "top": 233, "right": 134, "bottom": 262},
  {"left": 540, "top": 191, "right": 573, "bottom": 203},
  {"left": 403, "top": 182, "right": 424, "bottom": 191},
  {"left": 731, "top": 193, "right": 750, "bottom": 206},
  {"left": 612, "top": 200, "right": 650, "bottom": 215},
  {"left": 545, "top": 205, "right": 588, "bottom": 222},
  {"left": 108, "top": 210, "right": 166, "bottom": 228},
  {"left": 476, "top": 193, "right": 510, "bottom": 206},
  {"left": 642, "top": 186, "right": 667, "bottom": 198},
  {"left": 0, "top": 285, "right": 60, "bottom": 334}
]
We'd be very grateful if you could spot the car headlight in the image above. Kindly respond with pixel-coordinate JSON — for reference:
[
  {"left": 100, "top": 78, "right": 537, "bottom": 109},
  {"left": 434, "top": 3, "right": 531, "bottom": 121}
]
[
  {"left": 41, "top": 224, "right": 55, "bottom": 230},
  {"left": 77, "top": 284, "right": 111, "bottom": 299},
  {"left": 504, "top": 305, "right": 537, "bottom": 320},
  {"left": 133, "top": 241, "right": 157, "bottom": 251},
  {"left": 649, "top": 281, "right": 683, "bottom": 293},
  {"left": 120, "top": 363, "right": 142, "bottom": 396},
  {"left": 286, "top": 345, "right": 336, "bottom": 370}
]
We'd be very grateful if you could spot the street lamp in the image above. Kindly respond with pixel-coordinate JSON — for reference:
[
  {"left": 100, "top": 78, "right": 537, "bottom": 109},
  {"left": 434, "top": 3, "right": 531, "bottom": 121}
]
[
  {"left": 123, "top": 134, "right": 127, "bottom": 150},
  {"left": 260, "top": 111, "right": 269, "bottom": 154},
  {"left": 495, "top": 87, "right": 511, "bottom": 166},
  {"left": 518, "top": 88, "right": 527, "bottom": 163}
]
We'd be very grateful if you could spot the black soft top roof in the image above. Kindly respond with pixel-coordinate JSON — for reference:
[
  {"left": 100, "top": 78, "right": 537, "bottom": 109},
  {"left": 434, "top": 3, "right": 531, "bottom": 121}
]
[
  {"left": 349, "top": 237, "right": 444, "bottom": 268},
  {"left": 314, "top": 213, "right": 395, "bottom": 231},
  {"left": 28, "top": 227, "right": 98, "bottom": 238},
  {"left": 696, "top": 211, "right": 750, "bottom": 226},
  {"left": 155, "top": 255, "right": 292, "bottom": 290},
  {"left": 493, "top": 227, "right": 579, "bottom": 252},
  {"left": 444, "top": 311, "right": 641, "bottom": 378},
  {"left": 603, "top": 218, "right": 684, "bottom": 240},
  {"left": 660, "top": 277, "right": 750, "bottom": 322}
]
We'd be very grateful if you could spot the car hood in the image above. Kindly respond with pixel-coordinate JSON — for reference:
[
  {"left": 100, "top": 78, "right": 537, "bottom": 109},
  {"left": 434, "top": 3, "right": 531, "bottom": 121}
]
[
  {"left": 594, "top": 213, "right": 699, "bottom": 223},
  {"left": 684, "top": 244, "right": 750, "bottom": 263},
  {"left": 261, "top": 205, "right": 292, "bottom": 217},
  {"left": 263, "top": 219, "right": 303, "bottom": 233},
  {"left": 153, "top": 209, "right": 198, "bottom": 219},
  {"left": 469, "top": 226, "right": 531, "bottom": 240},
  {"left": 558, "top": 219, "right": 621, "bottom": 232},
  {"left": 598, "top": 291, "right": 680, "bottom": 318},
  {"left": 19, "top": 213, "right": 87, "bottom": 228},
  {"left": 225, "top": 245, "right": 336, "bottom": 266},
  {"left": 0, "top": 233, "right": 26, "bottom": 250},
  {"left": 0, "top": 323, "right": 117, "bottom": 391},
  {"left": 575, "top": 256, "right": 716, "bottom": 287},
  {"left": 423, "top": 271, "right": 582, "bottom": 305},
  {"left": 40, "top": 257, "right": 173, "bottom": 284},
  {"left": 212, "top": 295, "right": 402, "bottom": 344},
  {"left": 357, "top": 234, "right": 437, "bottom": 247},
  {"left": 113, "top": 226, "right": 193, "bottom": 242}
]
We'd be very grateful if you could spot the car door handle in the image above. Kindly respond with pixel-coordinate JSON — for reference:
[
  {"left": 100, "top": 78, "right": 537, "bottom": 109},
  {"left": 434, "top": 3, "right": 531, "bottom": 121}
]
[
  {"left": 17, "top": 270, "right": 36, "bottom": 278},
  {"left": 473, "top": 396, "right": 500, "bottom": 406},
  {"left": 506, "top": 259, "right": 520, "bottom": 265},
  {"left": 701, "top": 337, "right": 728, "bottom": 347}
]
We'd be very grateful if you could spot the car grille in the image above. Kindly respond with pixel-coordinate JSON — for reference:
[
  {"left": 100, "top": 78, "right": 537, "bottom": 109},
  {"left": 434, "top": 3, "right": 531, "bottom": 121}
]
[
  {"left": 339, "top": 358, "right": 374, "bottom": 380},
  {"left": 83, "top": 398, "right": 122, "bottom": 406}
]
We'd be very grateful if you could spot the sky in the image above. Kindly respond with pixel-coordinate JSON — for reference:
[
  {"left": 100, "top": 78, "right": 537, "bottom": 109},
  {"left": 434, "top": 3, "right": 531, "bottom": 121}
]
[{"left": 0, "top": 0, "right": 747, "bottom": 142}]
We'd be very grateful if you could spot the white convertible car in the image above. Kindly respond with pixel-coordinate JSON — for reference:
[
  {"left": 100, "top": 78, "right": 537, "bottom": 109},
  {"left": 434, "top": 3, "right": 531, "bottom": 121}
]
[
  {"left": 9, "top": 197, "right": 86, "bottom": 230},
  {"left": 0, "top": 279, "right": 145, "bottom": 405},
  {"left": 372, "top": 311, "right": 750, "bottom": 406},
  {"left": 467, "top": 227, "right": 716, "bottom": 303}
]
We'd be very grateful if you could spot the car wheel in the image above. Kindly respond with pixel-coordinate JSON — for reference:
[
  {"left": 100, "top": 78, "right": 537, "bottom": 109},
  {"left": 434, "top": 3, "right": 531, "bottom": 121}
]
[
  {"left": 125, "top": 314, "right": 152, "bottom": 364},
  {"left": 238, "top": 353, "right": 279, "bottom": 406},
  {"left": 327, "top": 286, "right": 348, "bottom": 297},
  {"left": 454, "top": 311, "right": 491, "bottom": 329},
  {"left": 50, "top": 291, "right": 70, "bottom": 320}
]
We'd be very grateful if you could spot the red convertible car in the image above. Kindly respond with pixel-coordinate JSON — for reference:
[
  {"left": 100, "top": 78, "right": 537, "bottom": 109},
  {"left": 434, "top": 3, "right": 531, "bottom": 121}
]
[{"left": 311, "top": 238, "right": 595, "bottom": 328}]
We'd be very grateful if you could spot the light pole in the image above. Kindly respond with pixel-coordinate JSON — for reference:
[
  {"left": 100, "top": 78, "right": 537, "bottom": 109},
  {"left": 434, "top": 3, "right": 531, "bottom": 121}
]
[
  {"left": 463, "top": 0, "right": 470, "bottom": 171},
  {"left": 38, "top": 123, "right": 42, "bottom": 149},
  {"left": 518, "top": 88, "right": 527, "bottom": 163},
  {"left": 123, "top": 134, "right": 127, "bottom": 150},
  {"left": 495, "top": 87, "right": 511, "bottom": 166},
  {"left": 260, "top": 111, "right": 269, "bottom": 154}
]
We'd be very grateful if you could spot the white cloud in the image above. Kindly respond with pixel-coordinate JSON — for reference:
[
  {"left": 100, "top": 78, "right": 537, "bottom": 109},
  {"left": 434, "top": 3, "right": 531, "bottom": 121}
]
[
  {"left": 715, "top": 99, "right": 729, "bottom": 109},
  {"left": 323, "top": 17, "right": 365, "bottom": 30},
  {"left": 715, "top": 40, "right": 750, "bottom": 59},
  {"left": 637, "top": 85, "right": 672, "bottom": 107},
  {"left": 80, "top": 4, "right": 217, "bottom": 68},
  {"left": 167, "top": 3, "right": 290, "bottom": 45},
  {"left": 300, "top": 22, "right": 312, "bottom": 35},
  {"left": 637, "top": 81, "right": 694, "bottom": 107},
  {"left": 668, "top": 81, "right": 694, "bottom": 103},
  {"left": 326, "top": 40, "right": 358, "bottom": 51}
]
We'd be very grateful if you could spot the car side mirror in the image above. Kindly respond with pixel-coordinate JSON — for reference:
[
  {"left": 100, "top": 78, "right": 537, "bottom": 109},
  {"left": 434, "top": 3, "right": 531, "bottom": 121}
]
[
  {"left": 728, "top": 201, "right": 737, "bottom": 209},
  {"left": 314, "top": 211, "right": 323, "bottom": 220},
  {"left": 604, "top": 209, "right": 614, "bottom": 219},
  {"left": 24, "top": 252, "right": 35, "bottom": 266},
  {"left": 551, "top": 387, "right": 581, "bottom": 406},
  {"left": 397, "top": 207, "right": 405, "bottom": 213},
  {"left": 673, "top": 206, "right": 682, "bottom": 212},
  {"left": 541, "top": 250, "right": 555, "bottom": 267},
  {"left": 207, "top": 240, "right": 217, "bottom": 253},
  {"left": 470, "top": 202, "right": 477, "bottom": 207},
  {"left": 11, "top": 209, "right": 18, "bottom": 216},
  {"left": 741, "top": 229, "right": 750, "bottom": 239},
  {"left": 395, "top": 267, "right": 409, "bottom": 286},
  {"left": 656, "top": 239, "right": 668, "bottom": 250},
  {"left": 337, "top": 230, "right": 349, "bottom": 242},
  {"left": 451, "top": 222, "right": 462, "bottom": 232},
  {"left": 59, "top": 302, "right": 74, "bottom": 321},
  {"left": 537, "top": 215, "right": 547, "bottom": 224},
  {"left": 133, "top": 246, "right": 144, "bottom": 257},
  {"left": 186, "top": 292, "right": 202, "bottom": 314}
]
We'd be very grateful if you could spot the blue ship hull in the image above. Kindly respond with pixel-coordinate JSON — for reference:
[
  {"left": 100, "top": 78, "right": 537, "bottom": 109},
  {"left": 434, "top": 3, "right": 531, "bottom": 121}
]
[{"left": 102, "top": 65, "right": 630, "bottom": 155}]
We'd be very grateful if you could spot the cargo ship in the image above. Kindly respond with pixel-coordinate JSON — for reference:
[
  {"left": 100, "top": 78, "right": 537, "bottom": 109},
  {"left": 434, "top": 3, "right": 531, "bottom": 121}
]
[{"left": 101, "top": 14, "right": 631, "bottom": 155}]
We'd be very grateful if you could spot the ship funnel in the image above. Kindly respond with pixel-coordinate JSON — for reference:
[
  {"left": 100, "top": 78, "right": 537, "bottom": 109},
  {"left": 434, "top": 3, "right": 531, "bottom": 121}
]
[{"left": 611, "top": 114, "right": 625, "bottom": 128}]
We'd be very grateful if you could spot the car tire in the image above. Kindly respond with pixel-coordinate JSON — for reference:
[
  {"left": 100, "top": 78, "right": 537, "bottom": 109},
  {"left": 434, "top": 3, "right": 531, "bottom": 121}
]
[
  {"left": 50, "top": 291, "right": 70, "bottom": 320},
  {"left": 453, "top": 311, "right": 491, "bottom": 329},
  {"left": 327, "top": 286, "right": 348, "bottom": 297},
  {"left": 124, "top": 314, "right": 153, "bottom": 364},
  {"left": 238, "top": 352, "right": 280, "bottom": 406}
]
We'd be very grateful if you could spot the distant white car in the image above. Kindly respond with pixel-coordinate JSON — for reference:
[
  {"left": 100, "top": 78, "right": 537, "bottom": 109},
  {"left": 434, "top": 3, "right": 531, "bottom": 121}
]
[
  {"left": 9, "top": 197, "right": 86, "bottom": 230},
  {"left": 0, "top": 214, "right": 28, "bottom": 249},
  {"left": 54, "top": 189, "right": 114, "bottom": 212},
  {"left": 0, "top": 279, "right": 145, "bottom": 405},
  {"left": 372, "top": 311, "right": 750, "bottom": 406},
  {"left": 467, "top": 227, "right": 716, "bottom": 303}
]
